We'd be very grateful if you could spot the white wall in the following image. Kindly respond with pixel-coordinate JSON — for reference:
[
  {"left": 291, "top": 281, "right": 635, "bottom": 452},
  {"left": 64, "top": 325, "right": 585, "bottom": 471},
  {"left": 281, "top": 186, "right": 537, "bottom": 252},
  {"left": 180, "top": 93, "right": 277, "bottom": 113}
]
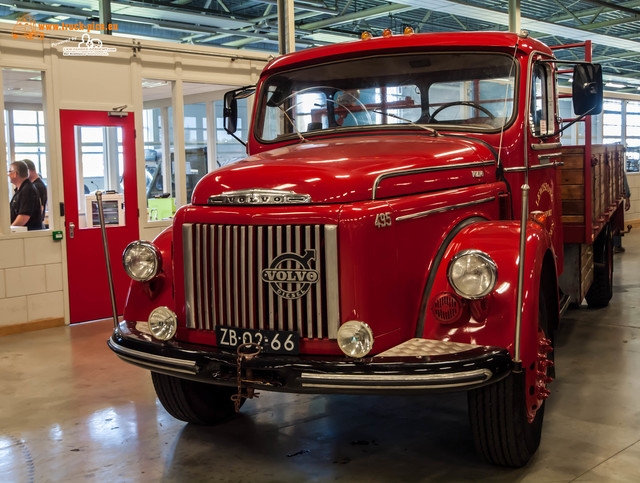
[
  {"left": 0, "top": 232, "right": 64, "bottom": 325},
  {"left": 0, "top": 30, "right": 269, "bottom": 328}
]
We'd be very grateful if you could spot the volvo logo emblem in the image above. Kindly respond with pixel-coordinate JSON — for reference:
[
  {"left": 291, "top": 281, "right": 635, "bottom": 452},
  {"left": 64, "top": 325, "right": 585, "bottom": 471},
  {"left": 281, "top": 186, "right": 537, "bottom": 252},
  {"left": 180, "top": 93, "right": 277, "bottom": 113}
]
[
  {"left": 208, "top": 189, "right": 312, "bottom": 205},
  {"left": 261, "top": 250, "right": 319, "bottom": 299}
]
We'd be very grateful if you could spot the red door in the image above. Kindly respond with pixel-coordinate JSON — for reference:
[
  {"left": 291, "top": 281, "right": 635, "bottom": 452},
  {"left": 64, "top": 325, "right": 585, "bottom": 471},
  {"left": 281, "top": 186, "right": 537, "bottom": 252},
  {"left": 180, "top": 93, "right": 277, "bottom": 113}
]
[{"left": 61, "top": 110, "right": 139, "bottom": 323}]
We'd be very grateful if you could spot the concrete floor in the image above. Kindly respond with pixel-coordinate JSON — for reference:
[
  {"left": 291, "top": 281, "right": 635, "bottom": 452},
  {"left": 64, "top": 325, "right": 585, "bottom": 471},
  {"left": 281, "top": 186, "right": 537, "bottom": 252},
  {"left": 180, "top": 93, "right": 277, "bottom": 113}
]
[{"left": 2, "top": 232, "right": 640, "bottom": 483}]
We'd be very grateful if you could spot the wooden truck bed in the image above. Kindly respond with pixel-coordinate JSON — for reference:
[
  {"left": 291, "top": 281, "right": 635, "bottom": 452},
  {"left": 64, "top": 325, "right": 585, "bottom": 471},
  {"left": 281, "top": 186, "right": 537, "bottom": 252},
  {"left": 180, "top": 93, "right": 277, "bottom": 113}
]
[{"left": 560, "top": 143, "right": 626, "bottom": 244}]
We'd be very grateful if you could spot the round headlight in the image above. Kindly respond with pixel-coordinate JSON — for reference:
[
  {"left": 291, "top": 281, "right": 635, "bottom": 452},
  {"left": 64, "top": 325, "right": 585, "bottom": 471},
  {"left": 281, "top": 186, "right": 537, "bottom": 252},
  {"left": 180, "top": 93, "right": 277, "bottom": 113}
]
[
  {"left": 148, "top": 306, "right": 177, "bottom": 341},
  {"left": 337, "top": 320, "right": 374, "bottom": 358},
  {"left": 448, "top": 249, "right": 497, "bottom": 299},
  {"left": 123, "top": 241, "right": 161, "bottom": 282}
]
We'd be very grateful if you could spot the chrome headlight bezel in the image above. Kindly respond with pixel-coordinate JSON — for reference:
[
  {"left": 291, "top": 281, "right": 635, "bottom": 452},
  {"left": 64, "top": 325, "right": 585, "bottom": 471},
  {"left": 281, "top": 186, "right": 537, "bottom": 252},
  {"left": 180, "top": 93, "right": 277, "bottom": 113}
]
[
  {"left": 447, "top": 249, "right": 498, "bottom": 300},
  {"left": 122, "top": 240, "right": 161, "bottom": 282}
]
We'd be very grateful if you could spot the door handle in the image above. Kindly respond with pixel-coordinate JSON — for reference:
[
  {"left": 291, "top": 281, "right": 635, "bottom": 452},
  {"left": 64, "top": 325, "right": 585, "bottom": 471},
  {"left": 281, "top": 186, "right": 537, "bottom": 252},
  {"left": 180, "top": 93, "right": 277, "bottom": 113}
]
[{"left": 69, "top": 222, "right": 75, "bottom": 239}]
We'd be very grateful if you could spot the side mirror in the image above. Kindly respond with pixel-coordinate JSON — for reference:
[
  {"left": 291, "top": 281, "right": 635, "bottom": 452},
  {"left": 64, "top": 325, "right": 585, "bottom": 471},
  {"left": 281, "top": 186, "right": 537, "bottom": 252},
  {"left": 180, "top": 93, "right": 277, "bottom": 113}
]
[
  {"left": 223, "top": 90, "right": 238, "bottom": 134},
  {"left": 573, "top": 63, "right": 603, "bottom": 116},
  {"left": 223, "top": 85, "right": 256, "bottom": 136}
]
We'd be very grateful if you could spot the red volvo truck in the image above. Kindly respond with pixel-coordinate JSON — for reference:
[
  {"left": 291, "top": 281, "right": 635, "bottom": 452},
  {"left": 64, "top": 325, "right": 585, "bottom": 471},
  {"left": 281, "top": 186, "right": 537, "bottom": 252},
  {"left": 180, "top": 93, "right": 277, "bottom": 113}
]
[{"left": 109, "top": 31, "right": 625, "bottom": 466}]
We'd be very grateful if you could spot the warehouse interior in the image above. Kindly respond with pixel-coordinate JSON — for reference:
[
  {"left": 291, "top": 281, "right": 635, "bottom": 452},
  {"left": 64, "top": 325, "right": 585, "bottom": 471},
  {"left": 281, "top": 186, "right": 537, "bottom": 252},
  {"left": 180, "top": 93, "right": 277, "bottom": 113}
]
[{"left": 1, "top": 0, "right": 640, "bottom": 480}]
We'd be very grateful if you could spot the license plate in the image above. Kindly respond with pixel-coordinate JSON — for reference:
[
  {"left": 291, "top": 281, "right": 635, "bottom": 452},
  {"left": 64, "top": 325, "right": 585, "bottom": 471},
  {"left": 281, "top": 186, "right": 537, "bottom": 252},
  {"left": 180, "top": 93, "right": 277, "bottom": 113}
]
[{"left": 215, "top": 326, "right": 300, "bottom": 355}]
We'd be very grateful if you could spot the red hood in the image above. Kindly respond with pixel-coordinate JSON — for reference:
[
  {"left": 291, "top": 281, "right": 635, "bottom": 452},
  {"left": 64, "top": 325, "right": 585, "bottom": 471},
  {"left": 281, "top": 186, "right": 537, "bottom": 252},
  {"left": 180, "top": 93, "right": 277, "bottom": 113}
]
[{"left": 191, "top": 134, "right": 496, "bottom": 205}]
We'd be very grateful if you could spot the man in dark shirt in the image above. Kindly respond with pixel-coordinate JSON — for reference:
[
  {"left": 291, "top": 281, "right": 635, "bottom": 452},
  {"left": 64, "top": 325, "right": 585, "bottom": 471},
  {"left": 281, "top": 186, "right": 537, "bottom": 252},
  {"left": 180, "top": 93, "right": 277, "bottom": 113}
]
[
  {"left": 23, "top": 159, "right": 47, "bottom": 219},
  {"left": 9, "top": 160, "right": 43, "bottom": 230}
]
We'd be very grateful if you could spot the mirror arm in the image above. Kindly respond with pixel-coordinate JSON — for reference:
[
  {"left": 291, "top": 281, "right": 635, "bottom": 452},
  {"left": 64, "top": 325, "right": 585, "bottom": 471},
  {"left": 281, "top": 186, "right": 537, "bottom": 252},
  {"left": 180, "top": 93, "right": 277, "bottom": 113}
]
[
  {"left": 542, "top": 105, "right": 596, "bottom": 139},
  {"left": 228, "top": 131, "right": 247, "bottom": 147}
]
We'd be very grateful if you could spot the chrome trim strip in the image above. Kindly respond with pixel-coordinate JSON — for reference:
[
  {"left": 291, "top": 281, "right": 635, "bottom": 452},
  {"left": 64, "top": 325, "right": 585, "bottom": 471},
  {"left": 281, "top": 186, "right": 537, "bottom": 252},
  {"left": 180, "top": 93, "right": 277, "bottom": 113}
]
[
  {"left": 209, "top": 226, "right": 217, "bottom": 328},
  {"left": 182, "top": 224, "right": 195, "bottom": 329},
  {"left": 248, "top": 226, "right": 255, "bottom": 329},
  {"left": 372, "top": 160, "right": 494, "bottom": 200},
  {"left": 538, "top": 152, "right": 562, "bottom": 159},
  {"left": 240, "top": 226, "right": 247, "bottom": 329},
  {"left": 305, "top": 225, "right": 313, "bottom": 337},
  {"left": 217, "top": 225, "right": 224, "bottom": 327},
  {"left": 396, "top": 196, "right": 495, "bottom": 222},
  {"left": 531, "top": 142, "right": 562, "bottom": 150},
  {"left": 267, "top": 226, "right": 275, "bottom": 330},
  {"left": 295, "top": 225, "right": 302, "bottom": 334},
  {"left": 108, "top": 339, "right": 197, "bottom": 371},
  {"left": 225, "top": 226, "right": 232, "bottom": 328},
  {"left": 194, "top": 224, "right": 203, "bottom": 329},
  {"left": 233, "top": 226, "right": 240, "bottom": 328},
  {"left": 325, "top": 225, "right": 340, "bottom": 339},
  {"left": 504, "top": 161, "right": 563, "bottom": 172},
  {"left": 276, "top": 226, "right": 283, "bottom": 331},
  {"left": 286, "top": 225, "right": 293, "bottom": 332},
  {"left": 300, "top": 369, "right": 492, "bottom": 389},
  {"left": 314, "top": 224, "right": 323, "bottom": 338},
  {"left": 257, "top": 226, "right": 265, "bottom": 330},
  {"left": 114, "top": 354, "right": 197, "bottom": 376}
]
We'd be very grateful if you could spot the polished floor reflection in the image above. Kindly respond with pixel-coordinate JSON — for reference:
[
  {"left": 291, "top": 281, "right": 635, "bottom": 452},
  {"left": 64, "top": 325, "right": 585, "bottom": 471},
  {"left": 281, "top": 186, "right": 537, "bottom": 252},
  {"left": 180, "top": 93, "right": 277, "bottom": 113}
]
[{"left": 2, "top": 231, "right": 640, "bottom": 482}]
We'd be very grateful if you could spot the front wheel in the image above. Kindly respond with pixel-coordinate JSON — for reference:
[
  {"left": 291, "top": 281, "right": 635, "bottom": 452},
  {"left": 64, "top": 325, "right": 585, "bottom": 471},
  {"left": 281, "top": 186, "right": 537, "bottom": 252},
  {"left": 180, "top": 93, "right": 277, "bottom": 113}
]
[
  {"left": 468, "top": 283, "right": 553, "bottom": 467},
  {"left": 151, "top": 372, "right": 241, "bottom": 425}
]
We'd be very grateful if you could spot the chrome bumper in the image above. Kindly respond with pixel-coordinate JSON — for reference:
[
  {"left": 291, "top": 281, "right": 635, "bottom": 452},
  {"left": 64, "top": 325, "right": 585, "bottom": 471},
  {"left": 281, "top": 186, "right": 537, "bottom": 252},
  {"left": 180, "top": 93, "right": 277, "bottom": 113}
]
[{"left": 108, "top": 322, "right": 512, "bottom": 395}]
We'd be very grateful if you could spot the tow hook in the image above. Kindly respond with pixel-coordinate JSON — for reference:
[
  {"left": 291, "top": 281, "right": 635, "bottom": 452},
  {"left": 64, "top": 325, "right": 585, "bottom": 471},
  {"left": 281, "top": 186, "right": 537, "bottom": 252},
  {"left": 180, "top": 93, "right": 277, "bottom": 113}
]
[{"left": 231, "top": 342, "right": 262, "bottom": 412}]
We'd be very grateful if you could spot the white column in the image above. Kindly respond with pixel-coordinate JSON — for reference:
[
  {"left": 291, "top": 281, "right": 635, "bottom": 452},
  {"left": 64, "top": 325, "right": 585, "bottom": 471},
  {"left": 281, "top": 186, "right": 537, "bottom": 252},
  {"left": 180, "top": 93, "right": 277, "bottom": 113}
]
[
  {"left": 277, "top": 0, "right": 296, "bottom": 54},
  {"left": 509, "top": 0, "right": 521, "bottom": 33}
]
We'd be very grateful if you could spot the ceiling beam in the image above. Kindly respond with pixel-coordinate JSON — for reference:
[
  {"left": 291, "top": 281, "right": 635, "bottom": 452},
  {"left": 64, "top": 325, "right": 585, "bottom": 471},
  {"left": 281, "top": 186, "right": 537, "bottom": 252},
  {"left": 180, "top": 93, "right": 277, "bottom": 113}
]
[{"left": 300, "top": 4, "right": 415, "bottom": 31}]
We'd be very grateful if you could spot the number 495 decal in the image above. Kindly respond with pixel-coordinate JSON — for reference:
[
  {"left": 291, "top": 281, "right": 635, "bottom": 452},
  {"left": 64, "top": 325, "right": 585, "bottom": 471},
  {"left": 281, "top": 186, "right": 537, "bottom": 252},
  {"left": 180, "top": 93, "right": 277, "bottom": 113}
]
[{"left": 374, "top": 212, "right": 392, "bottom": 228}]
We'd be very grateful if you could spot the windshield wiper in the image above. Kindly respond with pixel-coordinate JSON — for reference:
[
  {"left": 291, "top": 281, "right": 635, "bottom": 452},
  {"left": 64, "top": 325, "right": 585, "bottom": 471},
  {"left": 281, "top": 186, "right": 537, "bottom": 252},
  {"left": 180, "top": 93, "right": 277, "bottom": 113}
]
[
  {"left": 372, "top": 109, "right": 438, "bottom": 136},
  {"left": 277, "top": 105, "right": 307, "bottom": 143}
]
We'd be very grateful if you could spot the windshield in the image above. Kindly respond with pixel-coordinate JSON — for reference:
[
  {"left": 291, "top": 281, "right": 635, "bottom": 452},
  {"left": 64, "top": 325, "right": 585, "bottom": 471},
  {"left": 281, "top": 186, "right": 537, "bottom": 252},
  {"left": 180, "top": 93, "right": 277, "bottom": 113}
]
[{"left": 256, "top": 52, "right": 517, "bottom": 142}]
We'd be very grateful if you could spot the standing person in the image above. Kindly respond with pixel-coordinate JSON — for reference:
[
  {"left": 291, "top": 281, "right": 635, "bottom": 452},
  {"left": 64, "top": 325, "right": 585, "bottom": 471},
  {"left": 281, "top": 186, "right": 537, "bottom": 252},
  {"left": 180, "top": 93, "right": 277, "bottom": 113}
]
[
  {"left": 8, "top": 160, "right": 43, "bottom": 230},
  {"left": 23, "top": 159, "right": 47, "bottom": 220}
]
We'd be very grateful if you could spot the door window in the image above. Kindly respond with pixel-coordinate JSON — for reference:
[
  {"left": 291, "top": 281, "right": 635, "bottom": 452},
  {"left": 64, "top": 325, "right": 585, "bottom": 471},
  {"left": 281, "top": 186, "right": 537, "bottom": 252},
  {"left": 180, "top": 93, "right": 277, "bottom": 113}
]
[
  {"left": 2, "top": 68, "right": 50, "bottom": 232},
  {"left": 530, "top": 63, "right": 555, "bottom": 137},
  {"left": 74, "top": 125, "right": 125, "bottom": 228}
]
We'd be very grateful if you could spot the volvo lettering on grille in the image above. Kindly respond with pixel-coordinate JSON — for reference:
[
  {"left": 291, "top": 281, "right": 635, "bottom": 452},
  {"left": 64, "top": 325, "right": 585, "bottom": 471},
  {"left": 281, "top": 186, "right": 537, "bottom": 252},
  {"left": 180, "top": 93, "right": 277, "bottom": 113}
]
[{"left": 261, "top": 250, "right": 319, "bottom": 299}]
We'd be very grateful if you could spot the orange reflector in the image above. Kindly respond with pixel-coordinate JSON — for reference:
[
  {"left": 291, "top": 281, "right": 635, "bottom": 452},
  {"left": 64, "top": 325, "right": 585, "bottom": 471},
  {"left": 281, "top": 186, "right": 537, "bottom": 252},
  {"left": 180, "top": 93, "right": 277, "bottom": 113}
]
[
  {"left": 382, "top": 28, "right": 392, "bottom": 38},
  {"left": 361, "top": 31, "right": 373, "bottom": 40},
  {"left": 529, "top": 210, "right": 547, "bottom": 227},
  {"left": 404, "top": 26, "right": 415, "bottom": 35}
]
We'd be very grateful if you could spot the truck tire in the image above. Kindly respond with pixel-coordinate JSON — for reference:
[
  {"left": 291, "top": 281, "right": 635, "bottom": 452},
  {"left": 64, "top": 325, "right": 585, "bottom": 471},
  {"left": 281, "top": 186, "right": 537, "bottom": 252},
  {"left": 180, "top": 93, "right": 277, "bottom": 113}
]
[
  {"left": 586, "top": 229, "right": 613, "bottom": 308},
  {"left": 468, "top": 284, "right": 552, "bottom": 467},
  {"left": 151, "top": 372, "right": 240, "bottom": 425}
]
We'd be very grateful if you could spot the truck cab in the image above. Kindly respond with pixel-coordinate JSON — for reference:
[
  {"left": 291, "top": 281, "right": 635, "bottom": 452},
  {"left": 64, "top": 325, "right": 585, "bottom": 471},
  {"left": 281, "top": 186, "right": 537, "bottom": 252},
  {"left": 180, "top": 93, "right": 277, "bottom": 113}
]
[{"left": 109, "top": 31, "right": 619, "bottom": 467}]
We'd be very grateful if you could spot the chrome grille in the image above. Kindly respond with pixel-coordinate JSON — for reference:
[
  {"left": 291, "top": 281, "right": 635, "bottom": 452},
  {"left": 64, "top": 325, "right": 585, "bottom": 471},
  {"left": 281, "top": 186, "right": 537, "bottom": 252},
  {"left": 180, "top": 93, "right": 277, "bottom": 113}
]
[{"left": 183, "top": 223, "right": 340, "bottom": 339}]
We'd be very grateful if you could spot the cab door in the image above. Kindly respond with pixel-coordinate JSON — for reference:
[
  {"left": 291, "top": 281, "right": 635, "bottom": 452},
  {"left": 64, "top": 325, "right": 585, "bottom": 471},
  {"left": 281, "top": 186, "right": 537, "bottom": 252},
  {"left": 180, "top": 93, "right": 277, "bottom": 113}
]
[
  {"left": 528, "top": 60, "right": 564, "bottom": 267},
  {"left": 60, "top": 110, "right": 139, "bottom": 323}
]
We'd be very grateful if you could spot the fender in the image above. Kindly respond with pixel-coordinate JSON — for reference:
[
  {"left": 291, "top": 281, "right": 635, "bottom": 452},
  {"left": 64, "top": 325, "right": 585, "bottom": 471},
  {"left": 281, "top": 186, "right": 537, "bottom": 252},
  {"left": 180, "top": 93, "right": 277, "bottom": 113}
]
[
  {"left": 122, "top": 227, "right": 175, "bottom": 322},
  {"left": 421, "top": 219, "right": 557, "bottom": 369}
]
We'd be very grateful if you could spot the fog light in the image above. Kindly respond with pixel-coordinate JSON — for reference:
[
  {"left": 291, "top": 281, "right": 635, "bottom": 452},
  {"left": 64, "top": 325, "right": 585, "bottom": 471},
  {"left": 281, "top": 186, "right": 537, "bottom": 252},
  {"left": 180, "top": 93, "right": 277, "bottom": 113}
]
[
  {"left": 148, "top": 306, "right": 177, "bottom": 341},
  {"left": 337, "top": 320, "right": 374, "bottom": 358}
]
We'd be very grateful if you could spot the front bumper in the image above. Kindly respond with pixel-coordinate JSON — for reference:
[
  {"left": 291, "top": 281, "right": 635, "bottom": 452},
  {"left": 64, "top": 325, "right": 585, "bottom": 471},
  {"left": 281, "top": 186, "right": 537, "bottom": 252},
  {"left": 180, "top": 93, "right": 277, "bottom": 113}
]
[{"left": 108, "top": 322, "right": 512, "bottom": 395}]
